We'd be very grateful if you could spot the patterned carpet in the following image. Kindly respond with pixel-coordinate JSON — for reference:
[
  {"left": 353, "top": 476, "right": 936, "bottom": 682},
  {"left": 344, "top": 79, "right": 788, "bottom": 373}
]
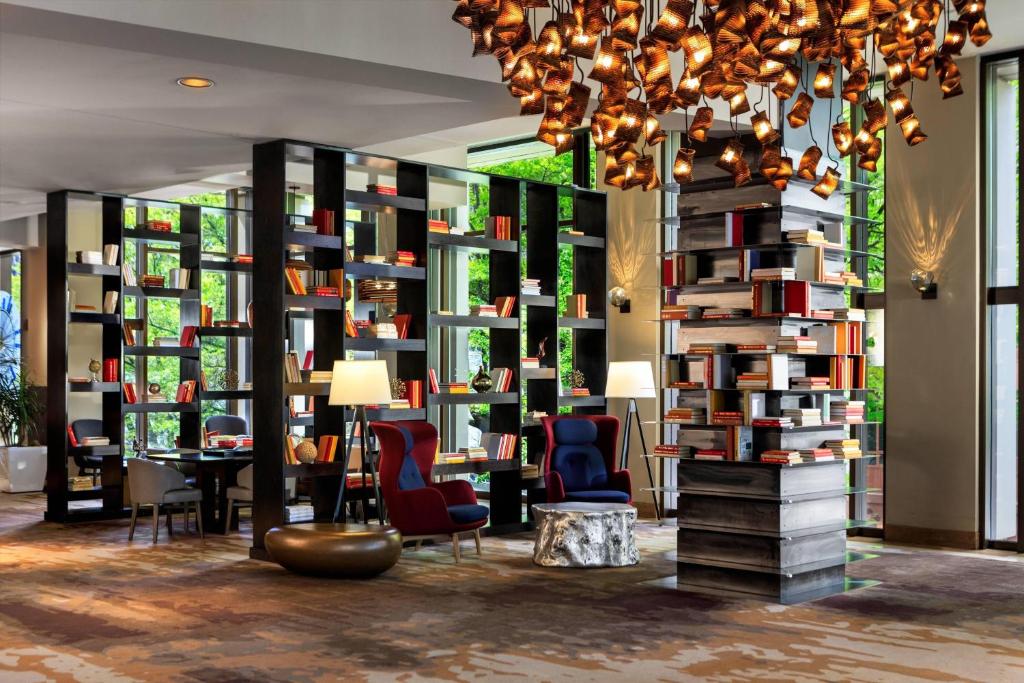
[{"left": 1, "top": 493, "right": 1023, "bottom": 682}]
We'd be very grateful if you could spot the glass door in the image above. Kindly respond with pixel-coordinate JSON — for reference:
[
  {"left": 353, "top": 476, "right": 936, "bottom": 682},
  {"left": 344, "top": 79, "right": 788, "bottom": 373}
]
[{"left": 983, "top": 52, "right": 1022, "bottom": 552}]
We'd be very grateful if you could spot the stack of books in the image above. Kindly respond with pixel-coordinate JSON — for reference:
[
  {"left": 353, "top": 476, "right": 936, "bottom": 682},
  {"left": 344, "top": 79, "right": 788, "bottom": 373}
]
[
  {"left": 69, "top": 476, "right": 96, "bottom": 491},
  {"left": 686, "top": 342, "right": 729, "bottom": 354},
  {"left": 736, "top": 372, "right": 768, "bottom": 389},
  {"left": 76, "top": 250, "right": 102, "bottom": 265},
  {"left": 696, "top": 276, "right": 739, "bottom": 285},
  {"left": 652, "top": 444, "right": 692, "bottom": 458},
  {"left": 439, "top": 453, "right": 466, "bottom": 464},
  {"left": 174, "top": 381, "right": 198, "bottom": 403},
  {"left": 521, "top": 464, "right": 540, "bottom": 478},
  {"left": 308, "top": 370, "right": 333, "bottom": 383},
  {"left": 841, "top": 271, "right": 864, "bottom": 287},
  {"left": 521, "top": 357, "right": 540, "bottom": 369},
  {"left": 782, "top": 407, "right": 823, "bottom": 426},
  {"left": 214, "top": 320, "right": 243, "bottom": 328},
  {"left": 790, "top": 376, "right": 831, "bottom": 390},
  {"left": 79, "top": 435, "right": 111, "bottom": 447},
  {"left": 482, "top": 432, "right": 518, "bottom": 460},
  {"left": 387, "top": 251, "right": 416, "bottom": 267},
  {"left": 357, "top": 280, "right": 398, "bottom": 303},
  {"left": 760, "top": 449, "right": 802, "bottom": 464},
  {"left": 140, "top": 274, "right": 165, "bottom": 287},
  {"left": 521, "top": 278, "right": 541, "bottom": 296},
  {"left": 284, "top": 505, "right": 315, "bottom": 523},
  {"left": 493, "top": 296, "right": 516, "bottom": 317},
  {"left": 486, "top": 215, "right": 513, "bottom": 240},
  {"left": 103, "top": 292, "right": 118, "bottom": 314},
  {"left": 388, "top": 399, "right": 412, "bottom": 410},
  {"left": 490, "top": 368, "right": 514, "bottom": 392},
  {"left": 827, "top": 307, "right": 867, "bottom": 321},
  {"left": 694, "top": 449, "right": 727, "bottom": 461},
  {"left": 392, "top": 314, "right": 412, "bottom": 340},
  {"left": 366, "top": 183, "right": 397, "bottom": 195},
  {"left": 312, "top": 208, "right": 336, "bottom": 236},
  {"left": 565, "top": 293, "right": 588, "bottom": 318},
  {"left": 737, "top": 343, "right": 776, "bottom": 353},
  {"left": 428, "top": 219, "right": 449, "bottom": 234},
  {"left": 702, "top": 307, "right": 746, "bottom": 319},
  {"left": 751, "top": 267, "right": 796, "bottom": 281},
  {"left": 405, "top": 380, "right": 423, "bottom": 408},
  {"left": 661, "top": 304, "right": 701, "bottom": 320},
  {"left": 830, "top": 400, "right": 866, "bottom": 424},
  {"left": 777, "top": 336, "right": 817, "bottom": 353},
  {"left": 315, "top": 436, "right": 338, "bottom": 462},
  {"left": 712, "top": 410, "right": 744, "bottom": 426},
  {"left": 669, "top": 380, "right": 704, "bottom": 389},
  {"left": 470, "top": 304, "right": 498, "bottom": 317},
  {"left": 369, "top": 323, "right": 398, "bottom": 339},
  {"left": 570, "top": 387, "right": 591, "bottom": 397},
  {"left": 751, "top": 416, "right": 794, "bottom": 428},
  {"left": 103, "top": 244, "right": 119, "bottom": 265},
  {"left": 439, "top": 382, "right": 469, "bottom": 394},
  {"left": 122, "top": 263, "right": 137, "bottom": 287},
  {"left": 460, "top": 446, "right": 489, "bottom": 462},
  {"left": 800, "top": 448, "right": 835, "bottom": 462},
  {"left": 826, "top": 438, "right": 863, "bottom": 459},
  {"left": 142, "top": 219, "right": 172, "bottom": 232},
  {"left": 786, "top": 228, "right": 826, "bottom": 244},
  {"left": 354, "top": 254, "right": 387, "bottom": 264},
  {"left": 664, "top": 407, "right": 707, "bottom": 424},
  {"left": 199, "top": 305, "right": 214, "bottom": 326}
]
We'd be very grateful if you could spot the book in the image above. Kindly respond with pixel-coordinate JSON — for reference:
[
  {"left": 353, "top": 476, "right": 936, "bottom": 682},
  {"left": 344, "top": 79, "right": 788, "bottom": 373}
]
[
  {"left": 565, "top": 293, "right": 588, "bottom": 318},
  {"left": 404, "top": 380, "right": 424, "bottom": 409},
  {"left": 312, "top": 208, "right": 336, "bottom": 236},
  {"left": 121, "top": 263, "right": 137, "bottom": 287},
  {"left": 428, "top": 219, "right": 449, "bottom": 234},
  {"left": 303, "top": 350, "right": 315, "bottom": 371},
  {"left": 123, "top": 383, "right": 138, "bottom": 404},
  {"left": 470, "top": 304, "right": 498, "bottom": 317},
  {"left": 174, "top": 380, "right": 197, "bottom": 403},
  {"left": 179, "top": 326, "right": 199, "bottom": 348},
  {"left": 168, "top": 268, "right": 190, "bottom": 289},
  {"left": 494, "top": 296, "right": 516, "bottom": 318},
  {"left": 101, "top": 291, "right": 118, "bottom": 315},
  {"left": 102, "top": 244, "right": 119, "bottom": 265},
  {"left": 66, "top": 425, "right": 79, "bottom": 447},
  {"left": 366, "top": 184, "right": 398, "bottom": 195},
  {"left": 392, "top": 313, "right": 412, "bottom": 340},
  {"left": 344, "top": 310, "right": 358, "bottom": 338},
  {"left": 481, "top": 432, "right": 518, "bottom": 460},
  {"left": 760, "top": 449, "right": 802, "bottom": 464},
  {"left": 102, "top": 358, "right": 118, "bottom": 382},
  {"left": 694, "top": 449, "right": 727, "bottom": 461},
  {"left": 521, "top": 357, "right": 540, "bottom": 369},
  {"left": 486, "top": 215, "right": 513, "bottom": 240},
  {"left": 76, "top": 250, "right": 102, "bottom": 265},
  {"left": 317, "top": 435, "right": 340, "bottom": 463},
  {"left": 428, "top": 368, "right": 440, "bottom": 394},
  {"left": 284, "top": 352, "right": 302, "bottom": 383}
]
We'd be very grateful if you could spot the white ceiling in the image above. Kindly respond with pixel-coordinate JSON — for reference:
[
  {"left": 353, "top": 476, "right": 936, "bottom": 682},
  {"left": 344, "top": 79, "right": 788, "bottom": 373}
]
[{"left": 1, "top": 0, "right": 1021, "bottom": 221}]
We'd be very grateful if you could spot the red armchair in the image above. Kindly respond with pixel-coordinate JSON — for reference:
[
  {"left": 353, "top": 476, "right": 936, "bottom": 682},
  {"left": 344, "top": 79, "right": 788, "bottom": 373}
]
[
  {"left": 542, "top": 415, "right": 631, "bottom": 504},
  {"left": 372, "top": 420, "right": 488, "bottom": 562}
]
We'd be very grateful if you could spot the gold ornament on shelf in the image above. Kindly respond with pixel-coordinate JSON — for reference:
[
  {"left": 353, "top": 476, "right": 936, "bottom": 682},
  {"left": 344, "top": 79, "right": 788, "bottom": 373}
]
[
  {"left": 571, "top": 369, "right": 586, "bottom": 390},
  {"left": 390, "top": 377, "right": 406, "bottom": 401},
  {"left": 222, "top": 370, "right": 239, "bottom": 391},
  {"left": 443, "top": 0, "right": 986, "bottom": 195},
  {"left": 88, "top": 359, "right": 101, "bottom": 383}
]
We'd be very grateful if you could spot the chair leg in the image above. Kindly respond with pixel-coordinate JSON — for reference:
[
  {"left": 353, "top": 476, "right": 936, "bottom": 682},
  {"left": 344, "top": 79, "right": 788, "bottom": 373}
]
[
  {"left": 166, "top": 509, "right": 173, "bottom": 536},
  {"left": 474, "top": 528, "right": 482, "bottom": 556},
  {"left": 452, "top": 533, "right": 461, "bottom": 563},
  {"left": 152, "top": 505, "right": 160, "bottom": 543},
  {"left": 195, "top": 501, "right": 204, "bottom": 539},
  {"left": 225, "top": 498, "right": 234, "bottom": 533},
  {"left": 128, "top": 503, "right": 139, "bottom": 541}
]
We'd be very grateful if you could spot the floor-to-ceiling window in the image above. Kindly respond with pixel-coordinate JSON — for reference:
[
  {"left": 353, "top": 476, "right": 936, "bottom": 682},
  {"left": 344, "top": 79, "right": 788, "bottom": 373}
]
[{"left": 983, "top": 51, "right": 1022, "bottom": 551}]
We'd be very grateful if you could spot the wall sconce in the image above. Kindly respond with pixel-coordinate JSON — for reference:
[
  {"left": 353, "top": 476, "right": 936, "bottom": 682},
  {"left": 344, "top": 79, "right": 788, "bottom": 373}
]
[
  {"left": 608, "top": 286, "right": 630, "bottom": 313},
  {"left": 911, "top": 268, "right": 937, "bottom": 299}
]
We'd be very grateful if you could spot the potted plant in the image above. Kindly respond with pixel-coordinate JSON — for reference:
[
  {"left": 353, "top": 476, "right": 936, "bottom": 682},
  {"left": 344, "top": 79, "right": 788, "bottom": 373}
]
[{"left": 0, "top": 367, "right": 45, "bottom": 493}]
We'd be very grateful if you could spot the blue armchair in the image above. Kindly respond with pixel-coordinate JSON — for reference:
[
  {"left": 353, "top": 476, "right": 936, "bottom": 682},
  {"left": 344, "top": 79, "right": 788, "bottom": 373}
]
[{"left": 541, "top": 416, "right": 632, "bottom": 504}]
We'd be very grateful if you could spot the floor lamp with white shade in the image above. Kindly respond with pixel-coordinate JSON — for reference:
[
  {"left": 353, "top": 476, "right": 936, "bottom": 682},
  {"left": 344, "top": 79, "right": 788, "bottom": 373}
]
[
  {"left": 605, "top": 361, "right": 660, "bottom": 520},
  {"left": 329, "top": 359, "right": 392, "bottom": 525}
]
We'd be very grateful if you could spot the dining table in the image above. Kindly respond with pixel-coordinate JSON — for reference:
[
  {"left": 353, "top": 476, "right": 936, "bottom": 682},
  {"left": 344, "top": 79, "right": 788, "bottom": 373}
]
[{"left": 145, "top": 448, "right": 253, "bottom": 534}]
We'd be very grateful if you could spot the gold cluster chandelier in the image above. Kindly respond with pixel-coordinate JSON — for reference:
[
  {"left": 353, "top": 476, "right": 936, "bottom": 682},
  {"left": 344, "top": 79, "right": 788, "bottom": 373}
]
[{"left": 449, "top": 0, "right": 990, "bottom": 197}]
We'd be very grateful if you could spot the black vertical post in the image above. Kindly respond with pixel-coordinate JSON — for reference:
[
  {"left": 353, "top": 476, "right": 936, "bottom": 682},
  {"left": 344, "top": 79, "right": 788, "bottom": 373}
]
[
  {"left": 251, "top": 141, "right": 287, "bottom": 558},
  {"left": 45, "top": 192, "right": 69, "bottom": 521}
]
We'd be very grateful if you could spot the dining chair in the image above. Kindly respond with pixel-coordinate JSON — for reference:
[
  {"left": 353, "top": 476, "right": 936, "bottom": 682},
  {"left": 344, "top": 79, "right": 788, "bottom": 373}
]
[
  {"left": 127, "top": 457, "right": 204, "bottom": 543},
  {"left": 224, "top": 463, "right": 253, "bottom": 532}
]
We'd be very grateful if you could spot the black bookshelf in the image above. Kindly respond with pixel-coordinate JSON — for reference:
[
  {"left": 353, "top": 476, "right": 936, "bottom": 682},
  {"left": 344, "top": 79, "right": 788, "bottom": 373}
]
[{"left": 250, "top": 141, "right": 608, "bottom": 556}]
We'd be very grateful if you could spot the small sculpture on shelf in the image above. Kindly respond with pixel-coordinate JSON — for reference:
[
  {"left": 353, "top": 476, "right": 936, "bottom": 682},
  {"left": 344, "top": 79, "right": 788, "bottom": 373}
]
[
  {"left": 147, "top": 383, "right": 162, "bottom": 402},
  {"left": 537, "top": 337, "right": 548, "bottom": 364},
  {"left": 471, "top": 365, "right": 493, "bottom": 393},
  {"left": 571, "top": 369, "right": 586, "bottom": 390},
  {"left": 390, "top": 377, "right": 406, "bottom": 400},
  {"left": 295, "top": 440, "right": 318, "bottom": 464},
  {"left": 222, "top": 370, "right": 239, "bottom": 391},
  {"left": 88, "top": 359, "right": 101, "bottom": 383}
]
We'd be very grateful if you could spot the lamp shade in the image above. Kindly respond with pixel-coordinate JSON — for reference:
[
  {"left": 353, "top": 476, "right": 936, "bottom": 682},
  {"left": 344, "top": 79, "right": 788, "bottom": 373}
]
[
  {"left": 328, "top": 360, "right": 392, "bottom": 406},
  {"left": 605, "top": 361, "right": 656, "bottom": 399}
]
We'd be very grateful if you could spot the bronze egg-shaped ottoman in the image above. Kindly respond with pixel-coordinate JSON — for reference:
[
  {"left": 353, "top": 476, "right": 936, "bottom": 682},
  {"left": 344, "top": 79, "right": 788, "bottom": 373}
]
[{"left": 264, "top": 523, "right": 402, "bottom": 578}]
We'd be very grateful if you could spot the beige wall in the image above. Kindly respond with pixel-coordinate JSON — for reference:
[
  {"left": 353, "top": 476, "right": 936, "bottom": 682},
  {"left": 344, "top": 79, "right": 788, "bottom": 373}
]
[
  {"left": 600, "top": 151, "right": 663, "bottom": 515},
  {"left": 884, "top": 57, "right": 981, "bottom": 548}
]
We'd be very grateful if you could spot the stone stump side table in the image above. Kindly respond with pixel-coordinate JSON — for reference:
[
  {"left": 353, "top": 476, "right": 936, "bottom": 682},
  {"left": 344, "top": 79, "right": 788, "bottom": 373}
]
[{"left": 532, "top": 502, "right": 640, "bottom": 568}]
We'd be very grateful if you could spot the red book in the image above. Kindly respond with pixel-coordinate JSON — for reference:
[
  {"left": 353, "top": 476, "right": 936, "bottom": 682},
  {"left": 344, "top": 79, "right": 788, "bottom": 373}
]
[
  {"left": 405, "top": 379, "right": 423, "bottom": 409},
  {"left": 123, "top": 383, "right": 137, "bottom": 404},
  {"left": 428, "top": 368, "right": 440, "bottom": 393},
  {"left": 67, "top": 425, "right": 79, "bottom": 447},
  {"left": 303, "top": 350, "right": 314, "bottom": 371},
  {"left": 393, "top": 314, "right": 412, "bottom": 340},
  {"left": 102, "top": 358, "right": 118, "bottom": 382},
  {"left": 724, "top": 212, "right": 744, "bottom": 246},
  {"left": 784, "top": 280, "right": 811, "bottom": 317},
  {"left": 661, "top": 257, "right": 673, "bottom": 287}
]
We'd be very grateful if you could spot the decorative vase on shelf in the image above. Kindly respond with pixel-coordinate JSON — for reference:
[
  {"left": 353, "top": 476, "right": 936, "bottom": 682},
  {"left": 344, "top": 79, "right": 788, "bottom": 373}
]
[
  {"left": 471, "top": 365, "right": 493, "bottom": 393},
  {"left": 295, "top": 440, "right": 318, "bottom": 464},
  {"left": 246, "top": 301, "right": 254, "bottom": 328}
]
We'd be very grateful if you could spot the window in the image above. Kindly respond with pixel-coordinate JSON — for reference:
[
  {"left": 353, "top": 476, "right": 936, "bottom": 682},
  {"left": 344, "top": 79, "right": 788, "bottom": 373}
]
[
  {"left": 0, "top": 251, "right": 22, "bottom": 381},
  {"left": 983, "top": 52, "right": 1022, "bottom": 551}
]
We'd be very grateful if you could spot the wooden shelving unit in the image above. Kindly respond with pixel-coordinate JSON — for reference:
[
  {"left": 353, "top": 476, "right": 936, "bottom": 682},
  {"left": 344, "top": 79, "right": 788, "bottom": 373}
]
[{"left": 657, "top": 131, "right": 882, "bottom": 602}]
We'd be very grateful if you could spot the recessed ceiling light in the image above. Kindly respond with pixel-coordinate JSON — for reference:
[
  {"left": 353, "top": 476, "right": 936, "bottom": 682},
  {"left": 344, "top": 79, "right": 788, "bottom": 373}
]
[{"left": 177, "top": 76, "right": 214, "bottom": 89}]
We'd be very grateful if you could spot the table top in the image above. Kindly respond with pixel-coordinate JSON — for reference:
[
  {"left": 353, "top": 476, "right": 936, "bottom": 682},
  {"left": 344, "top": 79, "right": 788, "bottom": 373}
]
[
  {"left": 145, "top": 449, "right": 252, "bottom": 463},
  {"left": 533, "top": 502, "right": 635, "bottom": 515}
]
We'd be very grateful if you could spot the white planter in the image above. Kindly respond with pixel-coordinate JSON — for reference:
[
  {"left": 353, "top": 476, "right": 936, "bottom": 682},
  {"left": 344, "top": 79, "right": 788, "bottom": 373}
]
[{"left": 0, "top": 446, "right": 47, "bottom": 493}]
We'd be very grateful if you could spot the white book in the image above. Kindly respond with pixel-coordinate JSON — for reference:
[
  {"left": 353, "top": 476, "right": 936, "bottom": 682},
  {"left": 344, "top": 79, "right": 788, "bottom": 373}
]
[
  {"left": 103, "top": 244, "right": 119, "bottom": 266},
  {"left": 103, "top": 291, "right": 118, "bottom": 314}
]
